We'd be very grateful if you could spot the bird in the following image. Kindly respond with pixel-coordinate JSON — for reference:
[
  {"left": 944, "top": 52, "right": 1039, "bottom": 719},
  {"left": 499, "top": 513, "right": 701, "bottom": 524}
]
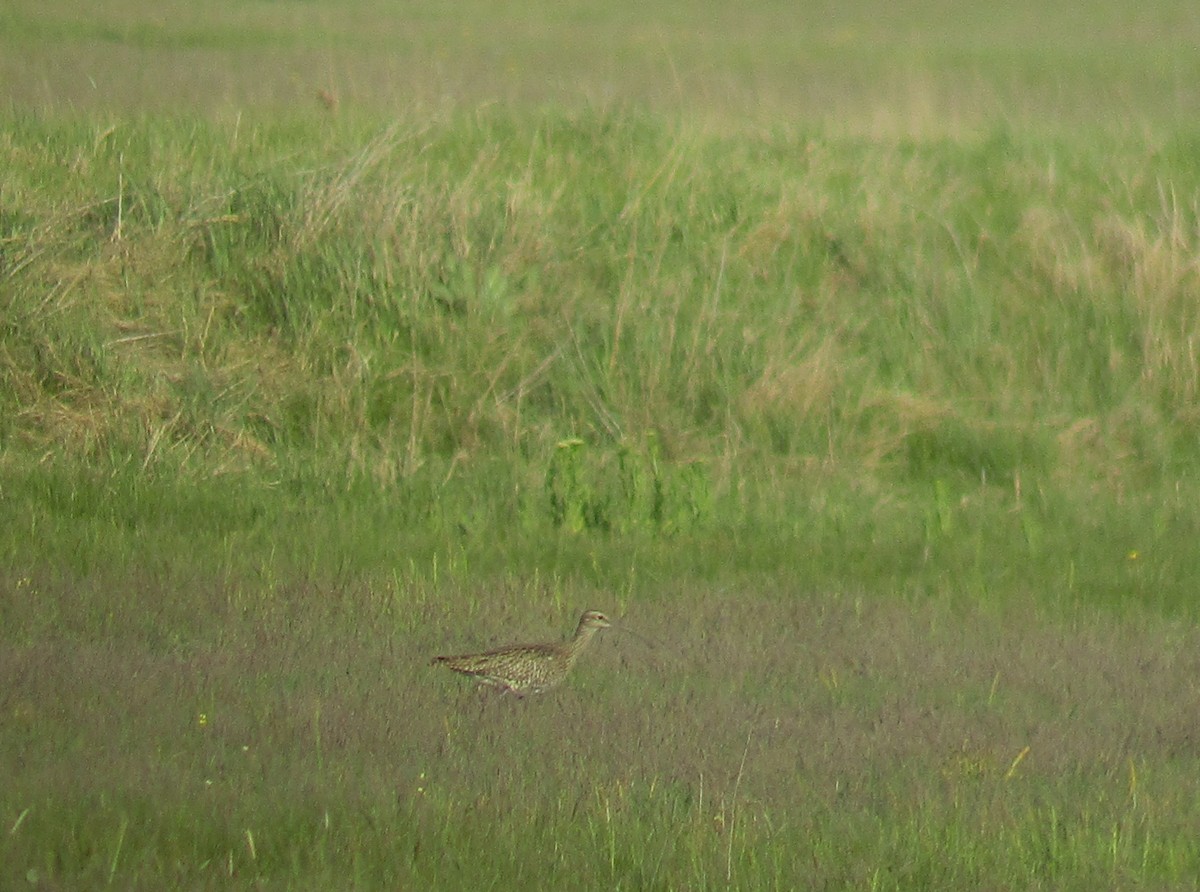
[{"left": 432, "top": 610, "right": 613, "bottom": 696}]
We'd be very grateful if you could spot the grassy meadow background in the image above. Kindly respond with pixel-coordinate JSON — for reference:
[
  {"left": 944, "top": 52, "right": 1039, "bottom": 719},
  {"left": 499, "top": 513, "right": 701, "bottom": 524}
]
[{"left": 4, "top": 0, "right": 1200, "bottom": 887}]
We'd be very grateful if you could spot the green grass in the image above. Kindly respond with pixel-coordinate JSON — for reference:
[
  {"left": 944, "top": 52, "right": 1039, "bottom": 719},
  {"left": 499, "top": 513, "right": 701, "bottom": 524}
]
[{"left": 4, "top": 0, "right": 1200, "bottom": 887}]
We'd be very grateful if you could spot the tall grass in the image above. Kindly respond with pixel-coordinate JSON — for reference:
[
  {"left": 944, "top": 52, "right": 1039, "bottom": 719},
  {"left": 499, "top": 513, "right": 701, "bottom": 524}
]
[
  {"left": 3, "top": 113, "right": 1199, "bottom": 606},
  {"left": 6, "top": 114, "right": 1200, "bottom": 476}
]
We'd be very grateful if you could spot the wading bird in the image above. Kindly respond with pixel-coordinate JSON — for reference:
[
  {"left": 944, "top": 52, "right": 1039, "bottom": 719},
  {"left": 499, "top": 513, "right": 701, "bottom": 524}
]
[{"left": 432, "top": 610, "right": 613, "bottom": 696}]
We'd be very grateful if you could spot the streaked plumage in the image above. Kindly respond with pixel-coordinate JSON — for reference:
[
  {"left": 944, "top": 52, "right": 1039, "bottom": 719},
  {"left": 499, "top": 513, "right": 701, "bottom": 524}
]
[{"left": 432, "top": 610, "right": 612, "bottom": 696}]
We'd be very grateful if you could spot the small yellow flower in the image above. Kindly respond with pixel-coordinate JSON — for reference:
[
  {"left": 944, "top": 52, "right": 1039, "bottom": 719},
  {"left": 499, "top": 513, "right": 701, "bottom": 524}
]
[
  {"left": 198, "top": 713, "right": 208, "bottom": 727},
  {"left": 1127, "top": 550, "right": 1139, "bottom": 561}
]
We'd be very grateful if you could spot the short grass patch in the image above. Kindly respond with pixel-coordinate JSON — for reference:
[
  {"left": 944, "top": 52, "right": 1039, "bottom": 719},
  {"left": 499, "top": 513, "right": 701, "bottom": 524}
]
[{"left": 4, "top": 577, "right": 1200, "bottom": 889}]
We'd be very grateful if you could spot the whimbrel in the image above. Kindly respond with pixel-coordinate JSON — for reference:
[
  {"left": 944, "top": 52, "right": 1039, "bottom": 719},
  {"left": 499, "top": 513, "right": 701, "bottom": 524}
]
[{"left": 432, "top": 610, "right": 613, "bottom": 696}]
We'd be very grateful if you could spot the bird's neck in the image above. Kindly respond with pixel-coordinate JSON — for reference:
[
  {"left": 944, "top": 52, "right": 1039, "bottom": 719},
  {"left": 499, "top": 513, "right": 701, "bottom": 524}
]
[{"left": 564, "top": 624, "right": 599, "bottom": 662}]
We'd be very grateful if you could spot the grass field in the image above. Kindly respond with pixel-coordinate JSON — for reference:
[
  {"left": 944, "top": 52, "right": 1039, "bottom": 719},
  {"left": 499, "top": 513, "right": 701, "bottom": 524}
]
[
  {"left": 4, "top": 0, "right": 1200, "bottom": 888},
  {"left": 5, "top": 0, "right": 1200, "bottom": 133}
]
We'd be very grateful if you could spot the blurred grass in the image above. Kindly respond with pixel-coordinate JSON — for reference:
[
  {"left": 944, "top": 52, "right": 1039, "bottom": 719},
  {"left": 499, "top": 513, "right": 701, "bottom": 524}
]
[
  {"left": 2, "top": 0, "right": 1199, "bottom": 134},
  {"left": 4, "top": 0, "right": 1200, "bottom": 887}
]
